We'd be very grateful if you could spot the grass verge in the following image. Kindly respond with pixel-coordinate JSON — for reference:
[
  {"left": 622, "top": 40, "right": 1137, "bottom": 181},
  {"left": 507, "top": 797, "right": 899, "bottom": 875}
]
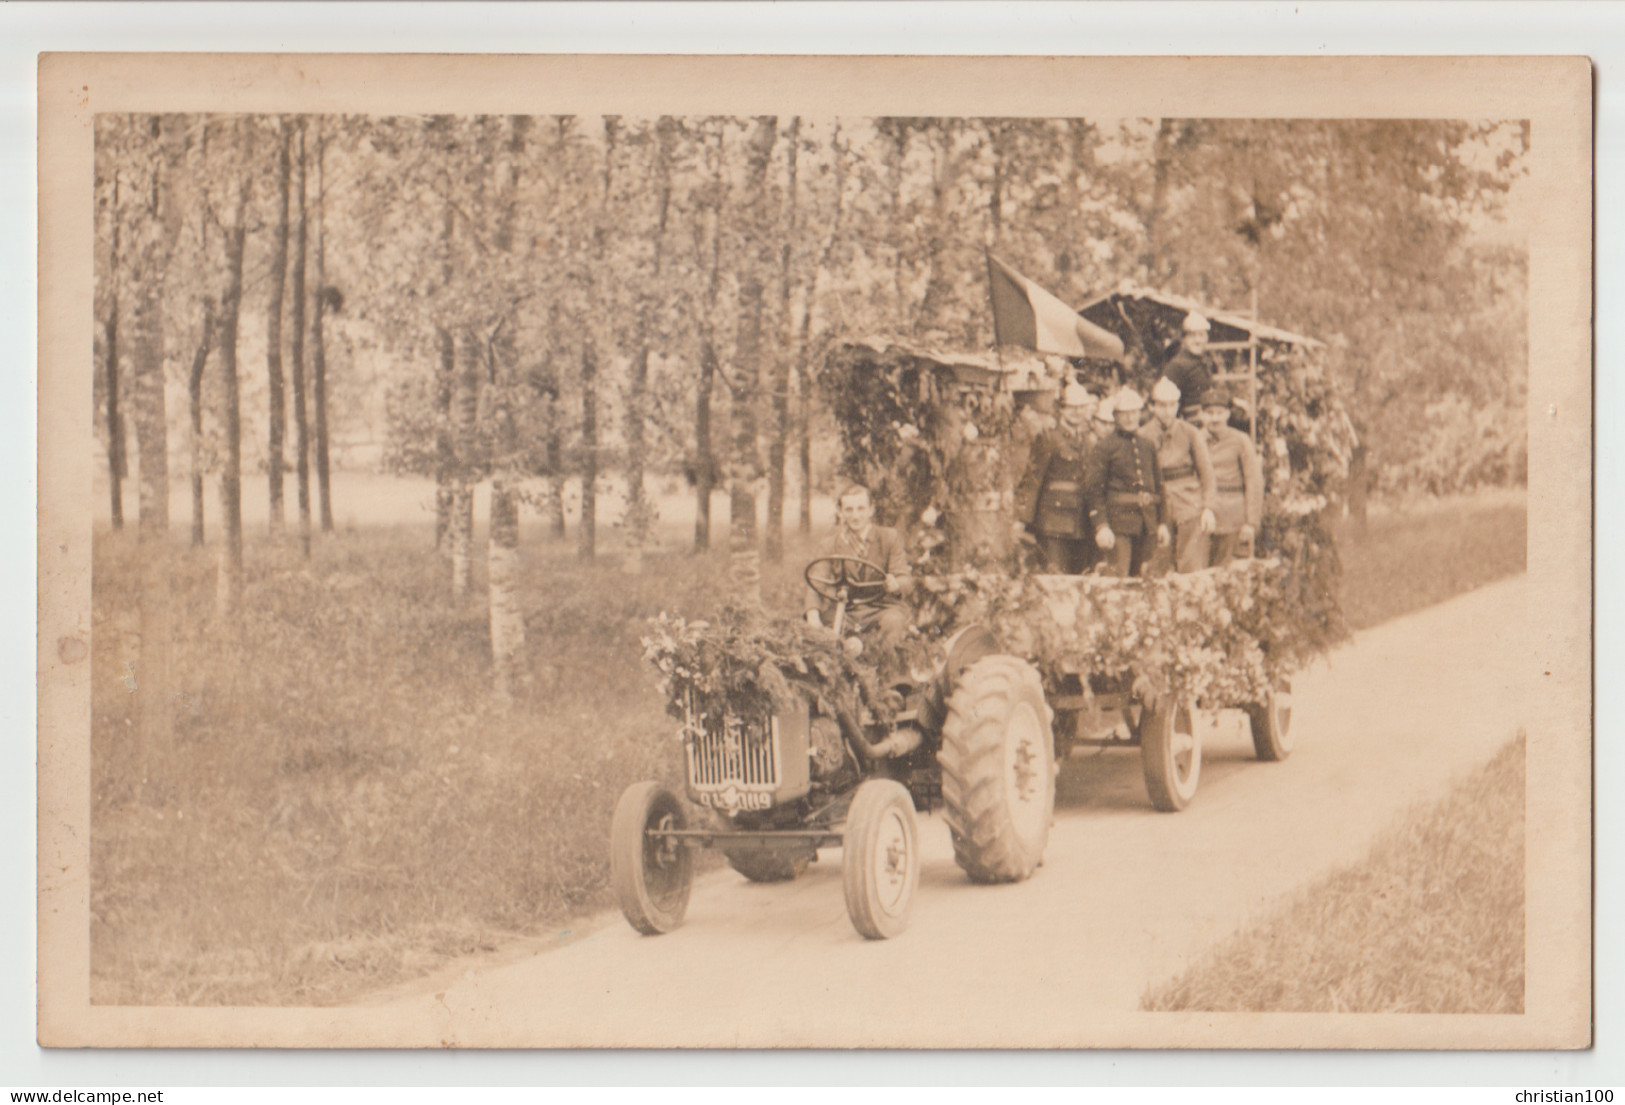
[
  {"left": 90, "top": 523, "right": 820, "bottom": 1005},
  {"left": 1141, "top": 731, "right": 1525, "bottom": 1014},
  {"left": 1335, "top": 491, "right": 1526, "bottom": 631}
]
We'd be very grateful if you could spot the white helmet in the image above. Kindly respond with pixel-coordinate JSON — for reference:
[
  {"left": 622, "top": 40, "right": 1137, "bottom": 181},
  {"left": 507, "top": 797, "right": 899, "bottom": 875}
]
[
  {"left": 1183, "top": 312, "right": 1211, "bottom": 334},
  {"left": 1151, "top": 376, "right": 1182, "bottom": 403},
  {"left": 1062, "top": 382, "right": 1095, "bottom": 408},
  {"left": 1114, "top": 389, "right": 1145, "bottom": 413}
]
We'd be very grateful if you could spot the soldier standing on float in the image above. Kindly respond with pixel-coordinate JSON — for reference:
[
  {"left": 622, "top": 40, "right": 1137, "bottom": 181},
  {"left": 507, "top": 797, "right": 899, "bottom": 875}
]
[
  {"left": 1161, "top": 311, "right": 1216, "bottom": 406},
  {"left": 1084, "top": 389, "right": 1169, "bottom": 578},
  {"left": 1196, "top": 386, "right": 1264, "bottom": 565},
  {"left": 1140, "top": 376, "right": 1217, "bottom": 573},
  {"left": 1014, "top": 382, "right": 1100, "bottom": 574}
]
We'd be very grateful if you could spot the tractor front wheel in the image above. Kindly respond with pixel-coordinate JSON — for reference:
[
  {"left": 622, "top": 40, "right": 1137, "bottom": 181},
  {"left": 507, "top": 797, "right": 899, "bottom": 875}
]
[
  {"left": 842, "top": 779, "right": 920, "bottom": 940},
  {"left": 938, "top": 655, "right": 1056, "bottom": 883},
  {"left": 610, "top": 782, "right": 694, "bottom": 935}
]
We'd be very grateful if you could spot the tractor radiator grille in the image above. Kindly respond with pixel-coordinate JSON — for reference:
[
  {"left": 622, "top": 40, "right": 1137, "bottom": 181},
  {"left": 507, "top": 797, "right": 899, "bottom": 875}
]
[{"left": 685, "top": 701, "right": 779, "bottom": 788}]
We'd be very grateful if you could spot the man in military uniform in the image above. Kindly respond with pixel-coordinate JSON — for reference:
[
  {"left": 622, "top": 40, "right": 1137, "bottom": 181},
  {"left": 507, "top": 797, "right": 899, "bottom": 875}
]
[
  {"left": 1014, "top": 382, "right": 1099, "bottom": 574},
  {"left": 1084, "top": 389, "right": 1169, "bottom": 578},
  {"left": 804, "top": 484, "right": 914, "bottom": 651},
  {"left": 1140, "top": 376, "right": 1216, "bottom": 573},
  {"left": 1196, "top": 386, "right": 1264, "bottom": 565},
  {"left": 1161, "top": 312, "right": 1215, "bottom": 410}
]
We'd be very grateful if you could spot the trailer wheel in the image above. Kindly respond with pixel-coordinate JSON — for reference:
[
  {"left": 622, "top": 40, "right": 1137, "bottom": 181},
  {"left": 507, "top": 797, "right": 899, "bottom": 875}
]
[
  {"left": 938, "top": 654, "right": 1055, "bottom": 883},
  {"left": 610, "top": 782, "right": 693, "bottom": 935},
  {"left": 1140, "top": 698, "right": 1201, "bottom": 812},
  {"left": 722, "top": 845, "right": 814, "bottom": 883},
  {"left": 1246, "top": 679, "right": 1294, "bottom": 762},
  {"left": 842, "top": 779, "right": 919, "bottom": 940}
]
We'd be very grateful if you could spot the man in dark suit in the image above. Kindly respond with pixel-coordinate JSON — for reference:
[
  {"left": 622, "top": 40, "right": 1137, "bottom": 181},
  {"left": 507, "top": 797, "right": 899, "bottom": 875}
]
[
  {"left": 1161, "top": 311, "right": 1215, "bottom": 412},
  {"left": 804, "top": 484, "right": 914, "bottom": 650},
  {"left": 1014, "top": 382, "right": 1100, "bottom": 574}
]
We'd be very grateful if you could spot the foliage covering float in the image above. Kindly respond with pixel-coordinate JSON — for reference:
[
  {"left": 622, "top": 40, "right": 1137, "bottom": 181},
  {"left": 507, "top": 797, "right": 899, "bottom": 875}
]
[
  {"left": 821, "top": 340, "right": 1035, "bottom": 572},
  {"left": 921, "top": 559, "right": 1324, "bottom": 708},
  {"left": 642, "top": 607, "right": 904, "bottom": 735},
  {"left": 644, "top": 557, "right": 1331, "bottom": 730}
]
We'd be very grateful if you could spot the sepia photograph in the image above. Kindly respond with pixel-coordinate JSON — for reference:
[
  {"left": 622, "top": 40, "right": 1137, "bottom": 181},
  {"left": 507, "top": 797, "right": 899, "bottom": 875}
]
[{"left": 36, "top": 53, "right": 1592, "bottom": 1050}]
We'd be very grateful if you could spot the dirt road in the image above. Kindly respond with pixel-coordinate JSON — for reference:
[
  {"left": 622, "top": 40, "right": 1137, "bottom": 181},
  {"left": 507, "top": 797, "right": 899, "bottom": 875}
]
[{"left": 365, "top": 574, "right": 1538, "bottom": 1047}]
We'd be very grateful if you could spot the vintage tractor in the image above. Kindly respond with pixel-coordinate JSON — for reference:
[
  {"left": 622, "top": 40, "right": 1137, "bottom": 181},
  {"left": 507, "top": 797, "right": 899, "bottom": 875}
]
[{"left": 611, "top": 554, "right": 1055, "bottom": 940}]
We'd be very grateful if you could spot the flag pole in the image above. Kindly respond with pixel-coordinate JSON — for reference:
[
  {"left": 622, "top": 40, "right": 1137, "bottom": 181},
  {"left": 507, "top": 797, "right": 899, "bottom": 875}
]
[{"left": 985, "top": 249, "right": 1006, "bottom": 377}]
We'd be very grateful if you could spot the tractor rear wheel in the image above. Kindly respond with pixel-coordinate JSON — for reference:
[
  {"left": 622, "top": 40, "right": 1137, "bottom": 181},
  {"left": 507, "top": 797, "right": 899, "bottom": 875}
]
[
  {"left": 938, "top": 654, "right": 1055, "bottom": 884},
  {"left": 842, "top": 779, "right": 920, "bottom": 939}
]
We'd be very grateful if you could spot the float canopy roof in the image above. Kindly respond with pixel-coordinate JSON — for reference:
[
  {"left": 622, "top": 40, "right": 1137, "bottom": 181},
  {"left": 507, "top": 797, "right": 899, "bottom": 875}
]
[{"left": 1077, "top": 283, "right": 1324, "bottom": 350}]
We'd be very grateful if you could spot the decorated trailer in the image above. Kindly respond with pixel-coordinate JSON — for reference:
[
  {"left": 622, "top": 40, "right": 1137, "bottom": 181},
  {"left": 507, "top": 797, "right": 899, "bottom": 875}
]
[{"left": 613, "top": 287, "right": 1356, "bottom": 941}]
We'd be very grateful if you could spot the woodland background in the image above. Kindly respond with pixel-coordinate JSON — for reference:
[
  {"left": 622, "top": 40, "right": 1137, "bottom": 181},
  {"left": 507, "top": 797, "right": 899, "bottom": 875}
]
[{"left": 90, "top": 114, "right": 1530, "bottom": 1005}]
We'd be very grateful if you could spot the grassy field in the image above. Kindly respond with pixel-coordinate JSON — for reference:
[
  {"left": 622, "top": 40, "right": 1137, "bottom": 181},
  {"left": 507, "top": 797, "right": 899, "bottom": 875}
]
[
  {"left": 1141, "top": 732, "right": 1525, "bottom": 1013},
  {"left": 90, "top": 487, "right": 1527, "bottom": 1005},
  {"left": 1333, "top": 490, "right": 1527, "bottom": 631}
]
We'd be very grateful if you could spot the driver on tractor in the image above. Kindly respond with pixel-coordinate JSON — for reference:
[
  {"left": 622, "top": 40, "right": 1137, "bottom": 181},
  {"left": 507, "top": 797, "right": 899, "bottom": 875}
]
[{"left": 804, "top": 484, "right": 915, "bottom": 655}]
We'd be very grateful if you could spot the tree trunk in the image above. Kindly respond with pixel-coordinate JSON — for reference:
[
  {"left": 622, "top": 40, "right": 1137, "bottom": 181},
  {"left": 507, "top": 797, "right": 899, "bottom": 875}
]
[
  {"left": 796, "top": 341, "right": 813, "bottom": 536},
  {"left": 796, "top": 121, "right": 847, "bottom": 537},
  {"left": 311, "top": 128, "right": 334, "bottom": 534},
  {"left": 623, "top": 346, "right": 650, "bottom": 574},
  {"left": 487, "top": 113, "right": 527, "bottom": 704},
  {"left": 914, "top": 123, "right": 962, "bottom": 336},
  {"left": 290, "top": 119, "right": 312, "bottom": 558},
  {"left": 693, "top": 124, "right": 727, "bottom": 553},
  {"left": 577, "top": 338, "right": 598, "bottom": 561},
  {"left": 544, "top": 388, "right": 567, "bottom": 539},
  {"left": 104, "top": 171, "right": 125, "bottom": 530},
  {"left": 449, "top": 331, "right": 479, "bottom": 595},
  {"left": 187, "top": 298, "right": 215, "bottom": 549},
  {"left": 434, "top": 326, "right": 455, "bottom": 549},
  {"left": 622, "top": 119, "right": 674, "bottom": 575},
  {"left": 764, "top": 116, "right": 799, "bottom": 564},
  {"left": 726, "top": 116, "right": 778, "bottom": 607},
  {"left": 265, "top": 119, "right": 291, "bottom": 533},
  {"left": 694, "top": 340, "right": 715, "bottom": 550},
  {"left": 489, "top": 469, "right": 523, "bottom": 703},
  {"left": 132, "top": 115, "right": 183, "bottom": 776},
  {"left": 216, "top": 156, "right": 250, "bottom": 619},
  {"left": 1348, "top": 441, "right": 1370, "bottom": 536},
  {"left": 1141, "top": 119, "right": 1176, "bottom": 284}
]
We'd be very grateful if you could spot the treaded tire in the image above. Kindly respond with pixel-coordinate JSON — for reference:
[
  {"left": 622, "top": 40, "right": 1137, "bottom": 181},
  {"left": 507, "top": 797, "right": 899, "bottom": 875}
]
[
  {"left": 842, "top": 779, "right": 920, "bottom": 940},
  {"left": 1140, "top": 698, "right": 1201, "bottom": 812},
  {"left": 722, "top": 846, "right": 814, "bottom": 883},
  {"left": 610, "top": 782, "right": 693, "bottom": 935},
  {"left": 938, "top": 654, "right": 1056, "bottom": 884},
  {"left": 1246, "top": 679, "right": 1294, "bottom": 762}
]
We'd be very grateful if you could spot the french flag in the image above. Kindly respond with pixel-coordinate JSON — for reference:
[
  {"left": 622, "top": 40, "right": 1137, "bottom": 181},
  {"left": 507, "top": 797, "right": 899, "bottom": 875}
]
[{"left": 986, "top": 252, "right": 1123, "bottom": 361}]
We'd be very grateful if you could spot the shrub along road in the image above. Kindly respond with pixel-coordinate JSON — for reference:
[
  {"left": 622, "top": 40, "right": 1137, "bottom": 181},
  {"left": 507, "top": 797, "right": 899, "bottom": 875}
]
[{"left": 353, "top": 571, "right": 1553, "bottom": 1048}]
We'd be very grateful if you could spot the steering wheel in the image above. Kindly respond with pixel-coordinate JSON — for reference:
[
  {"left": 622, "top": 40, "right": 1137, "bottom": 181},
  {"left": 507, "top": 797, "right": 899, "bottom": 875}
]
[{"left": 804, "top": 555, "right": 890, "bottom": 606}]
